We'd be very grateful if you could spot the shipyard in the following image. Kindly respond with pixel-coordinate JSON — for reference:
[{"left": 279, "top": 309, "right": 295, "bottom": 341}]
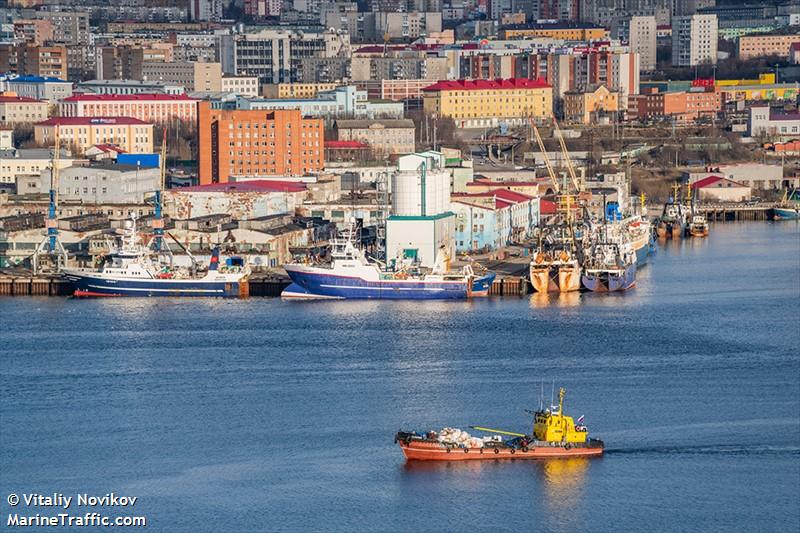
[{"left": 0, "top": 1, "right": 799, "bottom": 532}]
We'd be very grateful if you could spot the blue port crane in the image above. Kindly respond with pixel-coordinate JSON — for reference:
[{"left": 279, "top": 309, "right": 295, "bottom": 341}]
[{"left": 33, "top": 125, "right": 68, "bottom": 274}]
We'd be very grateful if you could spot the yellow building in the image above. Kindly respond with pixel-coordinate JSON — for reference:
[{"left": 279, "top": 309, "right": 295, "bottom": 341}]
[
  {"left": 34, "top": 117, "right": 154, "bottom": 155},
  {"left": 262, "top": 83, "right": 340, "bottom": 99},
  {"left": 738, "top": 34, "right": 799, "bottom": 60},
  {"left": 500, "top": 23, "right": 607, "bottom": 40},
  {"left": 563, "top": 85, "right": 620, "bottom": 124},
  {"left": 716, "top": 74, "right": 798, "bottom": 103},
  {"left": 422, "top": 78, "right": 553, "bottom": 128},
  {"left": 716, "top": 73, "right": 776, "bottom": 87}
]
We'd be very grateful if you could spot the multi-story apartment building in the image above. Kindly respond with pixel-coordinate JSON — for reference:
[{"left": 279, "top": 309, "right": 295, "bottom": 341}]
[
  {"left": 221, "top": 76, "right": 259, "bottom": 97},
  {"left": 422, "top": 78, "right": 553, "bottom": 128},
  {"left": 738, "top": 34, "right": 800, "bottom": 60},
  {"left": 17, "top": 44, "right": 68, "bottom": 80},
  {"left": 197, "top": 103, "right": 324, "bottom": 184},
  {"left": 58, "top": 94, "right": 199, "bottom": 124},
  {"left": 35, "top": 11, "right": 90, "bottom": 45},
  {"left": 35, "top": 117, "right": 155, "bottom": 154},
  {"left": 219, "top": 28, "right": 351, "bottom": 85},
  {"left": 142, "top": 61, "right": 222, "bottom": 92},
  {"left": 13, "top": 19, "right": 54, "bottom": 45},
  {"left": 374, "top": 12, "right": 443, "bottom": 40},
  {"left": 96, "top": 46, "right": 144, "bottom": 81},
  {"left": 0, "top": 93, "right": 49, "bottom": 124},
  {"left": 672, "top": 14, "right": 718, "bottom": 67},
  {"left": 189, "top": 0, "right": 223, "bottom": 22},
  {"left": 612, "top": 15, "right": 656, "bottom": 72}
]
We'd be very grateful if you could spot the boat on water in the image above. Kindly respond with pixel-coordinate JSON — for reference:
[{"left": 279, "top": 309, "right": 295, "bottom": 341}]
[
  {"left": 282, "top": 224, "right": 495, "bottom": 300},
  {"left": 581, "top": 241, "right": 636, "bottom": 292},
  {"left": 688, "top": 214, "right": 710, "bottom": 237},
  {"left": 774, "top": 188, "right": 800, "bottom": 221},
  {"left": 395, "top": 388, "right": 604, "bottom": 461},
  {"left": 529, "top": 195, "right": 584, "bottom": 293},
  {"left": 63, "top": 216, "right": 249, "bottom": 297},
  {"left": 656, "top": 187, "right": 689, "bottom": 239}
]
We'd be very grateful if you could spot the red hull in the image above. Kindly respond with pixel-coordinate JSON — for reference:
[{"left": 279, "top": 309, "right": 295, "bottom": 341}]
[
  {"left": 73, "top": 289, "right": 123, "bottom": 297},
  {"left": 399, "top": 441, "right": 603, "bottom": 461}
]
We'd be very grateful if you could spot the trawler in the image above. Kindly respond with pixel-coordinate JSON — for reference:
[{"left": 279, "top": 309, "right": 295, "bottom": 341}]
[
  {"left": 63, "top": 215, "right": 249, "bottom": 297},
  {"left": 282, "top": 224, "right": 495, "bottom": 300}
]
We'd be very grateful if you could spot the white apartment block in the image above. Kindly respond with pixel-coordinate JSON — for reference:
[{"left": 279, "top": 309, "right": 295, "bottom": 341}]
[
  {"left": 672, "top": 14, "right": 718, "bottom": 67},
  {"left": 613, "top": 16, "right": 657, "bottom": 72}
]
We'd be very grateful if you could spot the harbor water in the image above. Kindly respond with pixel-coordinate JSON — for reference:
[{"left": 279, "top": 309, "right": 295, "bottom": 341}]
[{"left": 1, "top": 222, "right": 798, "bottom": 532}]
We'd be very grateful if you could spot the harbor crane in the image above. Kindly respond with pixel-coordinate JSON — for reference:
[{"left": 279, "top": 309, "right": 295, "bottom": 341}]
[
  {"left": 550, "top": 115, "right": 583, "bottom": 194},
  {"left": 33, "top": 126, "right": 68, "bottom": 274}
]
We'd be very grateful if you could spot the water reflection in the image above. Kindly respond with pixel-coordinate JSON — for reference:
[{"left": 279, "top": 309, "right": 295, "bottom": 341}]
[{"left": 529, "top": 291, "right": 582, "bottom": 308}]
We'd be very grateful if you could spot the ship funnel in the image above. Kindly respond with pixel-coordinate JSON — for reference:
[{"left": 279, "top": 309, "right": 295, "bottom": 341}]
[{"left": 209, "top": 247, "right": 220, "bottom": 271}]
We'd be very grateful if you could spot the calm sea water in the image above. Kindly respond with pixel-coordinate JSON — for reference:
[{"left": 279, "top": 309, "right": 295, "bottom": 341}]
[{"left": 1, "top": 222, "right": 799, "bottom": 532}]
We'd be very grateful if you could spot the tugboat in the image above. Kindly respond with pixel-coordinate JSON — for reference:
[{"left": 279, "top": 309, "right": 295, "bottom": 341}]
[
  {"left": 395, "top": 388, "right": 604, "bottom": 460},
  {"left": 656, "top": 184, "right": 688, "bottom": 239},
  {"left": 282, "top": 223, "right": 495, "bottom": 300},
  {"left": 63, "top": 215, "right": 250, "bottom": 297},
  {"left": 688, "top": 214, "right": 709, "bottom": 237}
]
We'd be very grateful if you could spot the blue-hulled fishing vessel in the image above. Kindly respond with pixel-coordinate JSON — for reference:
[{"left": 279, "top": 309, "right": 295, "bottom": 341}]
[
  {"left": 63, "top": 216, "right": 249, "bottom": 297},
  {"left": 282, "top": 225, "right": 495, "bottom": 300}
]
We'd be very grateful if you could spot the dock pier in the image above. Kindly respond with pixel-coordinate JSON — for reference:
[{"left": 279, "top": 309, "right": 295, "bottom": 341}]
[{"left": 695, "top": 203, "right": 775, "bottom": 222}]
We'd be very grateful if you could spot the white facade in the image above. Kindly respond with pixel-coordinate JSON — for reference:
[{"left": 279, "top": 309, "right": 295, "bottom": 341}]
[
  {"left": 393, "top": 152, "right": 450, "bottom": 217},
  {"left": 190, "top": 0, "right": 223, "bottom": 22},
  {"left": 0, "top": 149, "right": 78, "bottom": 185},
  {"left": 221, "top": 76, "right": 259, "bottom": 97},
  {"left": 385, "top": 214, "right": 455, "bottom": 268},
  {"left": 41, "top": 164, "right": 161, "bottom": 204},
  {"left": 613, "top": 16, "right": 657, "bottom": 72},
  {"left": 748, "top": 106, "right": 800, "bottom": 139},
  {"left": 672, "top": 14, "right": 718, "bottom": 67}
]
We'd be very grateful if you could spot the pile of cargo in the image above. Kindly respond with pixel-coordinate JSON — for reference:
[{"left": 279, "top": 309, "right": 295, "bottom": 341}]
[{"left": 435, "top": 428, "right": 503, "bottom": 448}]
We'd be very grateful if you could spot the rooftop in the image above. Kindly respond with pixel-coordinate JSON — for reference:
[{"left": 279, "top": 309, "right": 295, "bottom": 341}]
[
  {"left": 0, "top": 94, "right": 43, "bottom": 103},
  {"left": 1, "top": 74, "right": 69, "bottom": 83},
  {"left": 423, "top": 78, "right": 551, "bottom": 92},
  {"left": 36, "top": 117, "right": 150, "bottom": 126},
  {"left": 334, "top": 119, "right": 415, "bottom": 129},
  {"left": 62, "top": 93, "right": 198, "bottom": 102},
  {"left": 501, "top": 22, "right": 605, "bottom": 30},
  {"left": 175, "top": 180, "right": 307, "bottom": 193},
  {"left": 691, "top": 176, "right": 748, "bottom": 189}
]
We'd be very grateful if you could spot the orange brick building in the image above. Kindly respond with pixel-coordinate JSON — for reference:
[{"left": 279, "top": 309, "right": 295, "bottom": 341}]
[
  {"left": 197, "top": 102, "right": 324, "bottom": 185},
  {"left": 628, "top": 87, "right": 720, "bottom": 123}
]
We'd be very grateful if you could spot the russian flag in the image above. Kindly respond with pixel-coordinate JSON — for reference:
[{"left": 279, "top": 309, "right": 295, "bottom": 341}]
[{"left": 577, "top": 415, "right": 585, "bottom": 424}]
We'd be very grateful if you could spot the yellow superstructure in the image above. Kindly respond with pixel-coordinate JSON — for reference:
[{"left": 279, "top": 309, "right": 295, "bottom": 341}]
[
  {"left": 533, "top": 388, "right": 588, "bottom": 444},
  {"left": 423, "top": 78, "right": 553, "bottom": 127}
]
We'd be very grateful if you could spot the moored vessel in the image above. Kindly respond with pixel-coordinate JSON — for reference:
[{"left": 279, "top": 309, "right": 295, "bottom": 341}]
[
  {"left": 63, "top": 216, "right": 249, "bottom": 298},
  {"left": 773, "top": 188, "right": 800, "bottom": 221},
  {"left": 688, "top": 214, "right": 709, "bottom": 237},
  {"left": 395, "top": 388, "right": 604, "bottom": 460},
  {"left": 282, "top": 224, "right": 495, "bottom": 300}
]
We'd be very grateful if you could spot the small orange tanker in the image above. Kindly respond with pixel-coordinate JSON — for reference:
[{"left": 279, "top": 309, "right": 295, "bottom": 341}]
[{"left": 395, "top": 388, "right": 603, "bottom": 461}]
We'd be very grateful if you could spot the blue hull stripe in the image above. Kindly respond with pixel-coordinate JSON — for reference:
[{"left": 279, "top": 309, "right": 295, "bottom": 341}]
[
  {"left": 286, "top": 271, "right": 495, "bottom": 300},
  {"left": 67, "top": 275, "right": 241, "bottom": 297}
]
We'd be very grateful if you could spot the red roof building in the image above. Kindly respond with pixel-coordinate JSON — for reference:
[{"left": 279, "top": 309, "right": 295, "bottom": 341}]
[
  {"left": 422, "top": 78, "right": 553, "bottom": 128},
  {"left": 34, "top": 116, "right": 154, "bottom": 154},
  {"left": 58, "top": 93, "right": 198, "bottom": 123},
  {"left": 0, "top": 91, "right": 49, "bottom": 124}
]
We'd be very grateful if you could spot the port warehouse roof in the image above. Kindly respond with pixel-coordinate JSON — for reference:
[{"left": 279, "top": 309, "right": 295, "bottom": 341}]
[
  {"left": 422, "top": 78, "right": 551, "bottom": 92},
  {"left": 61, "top": 93, "right": 198, "bottom": 102},
  {"left": 36, "top": 117, "right": 149, "bottom": 126},
  {"left": 690, "top": 176, "right": 749, "bottom": 189},
  {"left": 175, "top": 180, "right": 307, "bottom": 193},
  {"left": 0, "top": 74, "right": 69, "bottom": 83},
  {"left": 452, "top": 189, "right": 536, "bottom": 210}
]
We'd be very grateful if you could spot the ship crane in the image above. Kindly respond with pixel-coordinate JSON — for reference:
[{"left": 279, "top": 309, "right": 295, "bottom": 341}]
[
  {"left": 33, "top": 126, "right": 68, "bottom": 274},
  {"left": 528, "top": 117, "right": 560, "bottom": 195},
  {"left": 551, "top": 115, "right": 583, "bottom": 194}
]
